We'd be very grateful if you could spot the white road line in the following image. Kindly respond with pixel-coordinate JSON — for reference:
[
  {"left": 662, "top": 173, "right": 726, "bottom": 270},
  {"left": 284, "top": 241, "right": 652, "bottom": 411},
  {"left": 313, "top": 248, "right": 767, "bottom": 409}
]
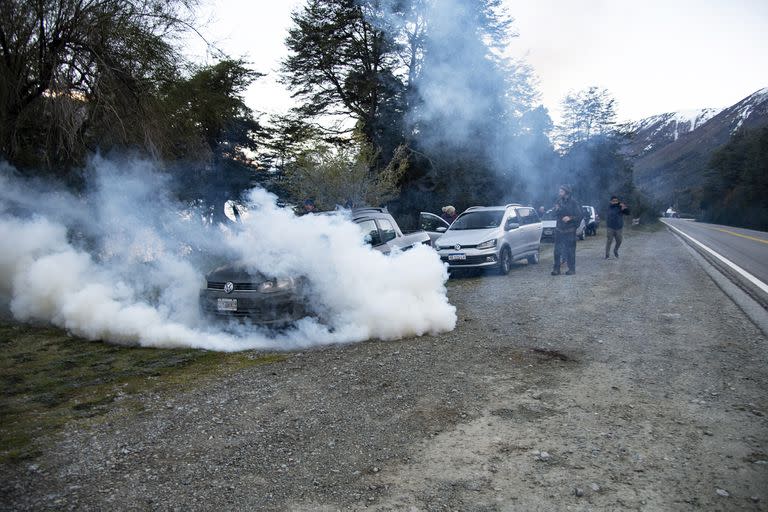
[{"left": 661, "top": 219, "right": 768, "bottom": 296}]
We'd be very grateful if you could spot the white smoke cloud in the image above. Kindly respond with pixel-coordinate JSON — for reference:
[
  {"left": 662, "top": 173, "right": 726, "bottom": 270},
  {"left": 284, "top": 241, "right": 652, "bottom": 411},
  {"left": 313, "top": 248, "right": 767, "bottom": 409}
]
[{"left": 0, "top": 157, "right": 456, "bottom": 351}]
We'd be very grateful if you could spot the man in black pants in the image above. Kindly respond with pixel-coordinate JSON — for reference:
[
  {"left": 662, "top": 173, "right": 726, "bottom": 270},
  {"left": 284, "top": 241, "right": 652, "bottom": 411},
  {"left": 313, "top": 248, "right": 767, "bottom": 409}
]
[
  {"left": 605, "top": 196, "right": 630, "bottom": 258},
  {"left": 551, "top": 185, "right": 581, "bottom": 275}
]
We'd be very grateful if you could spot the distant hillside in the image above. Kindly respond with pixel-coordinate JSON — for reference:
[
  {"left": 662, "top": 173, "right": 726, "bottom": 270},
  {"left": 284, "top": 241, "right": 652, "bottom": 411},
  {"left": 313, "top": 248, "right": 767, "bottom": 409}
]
[{"left": 621, "top": 88, "right": 768, "bottom": 210}]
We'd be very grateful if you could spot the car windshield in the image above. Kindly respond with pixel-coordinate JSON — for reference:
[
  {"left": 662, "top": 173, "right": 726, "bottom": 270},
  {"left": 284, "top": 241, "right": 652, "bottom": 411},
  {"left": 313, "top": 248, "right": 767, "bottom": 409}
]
[{"left": 449, "top": 211, "right": 505, "bottom": 230}]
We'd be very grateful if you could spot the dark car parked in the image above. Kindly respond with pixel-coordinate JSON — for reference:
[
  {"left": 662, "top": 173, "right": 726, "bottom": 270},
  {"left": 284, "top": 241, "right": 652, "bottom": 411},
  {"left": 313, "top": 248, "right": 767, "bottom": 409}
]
[
  {"left": 200, "top": 267, "right": 309, "bottom": 324},
  {"left": 199, "top": 207, "right": 430, "bottom": 325}
]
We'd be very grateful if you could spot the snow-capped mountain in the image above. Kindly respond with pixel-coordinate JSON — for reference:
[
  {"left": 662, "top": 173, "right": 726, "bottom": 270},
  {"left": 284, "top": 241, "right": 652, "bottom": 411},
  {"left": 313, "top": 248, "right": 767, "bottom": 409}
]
[
  {"left": 621, "top": 107, "right": 723, "bottom": 157},
  {"left": 622, "top": 87, "right": 768, "bottom": 207}
]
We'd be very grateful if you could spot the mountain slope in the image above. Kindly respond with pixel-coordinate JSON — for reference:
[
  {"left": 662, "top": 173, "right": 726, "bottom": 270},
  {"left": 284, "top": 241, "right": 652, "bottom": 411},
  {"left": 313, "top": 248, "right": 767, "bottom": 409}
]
[{"left": 623, "top": 88, "right": 768, "bottom": 209}]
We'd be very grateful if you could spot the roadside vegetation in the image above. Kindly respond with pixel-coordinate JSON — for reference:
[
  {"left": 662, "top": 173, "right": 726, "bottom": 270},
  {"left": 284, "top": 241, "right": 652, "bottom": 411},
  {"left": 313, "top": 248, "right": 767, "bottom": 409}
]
[
  {"left": 0, "top": 321, "right": 284, "bottom": 462},
  {"left": 1, "top": 0, "right": 654, "bottom": 222},
  {"left": 699, "top": 126, "right": 768, "bottom": 230}
]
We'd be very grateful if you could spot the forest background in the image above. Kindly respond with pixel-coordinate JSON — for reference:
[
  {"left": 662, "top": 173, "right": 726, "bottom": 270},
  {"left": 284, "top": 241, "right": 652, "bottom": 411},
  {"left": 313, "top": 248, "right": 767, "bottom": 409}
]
[{"left": 2, "top": 0, "right": 763, "bottom": 227}]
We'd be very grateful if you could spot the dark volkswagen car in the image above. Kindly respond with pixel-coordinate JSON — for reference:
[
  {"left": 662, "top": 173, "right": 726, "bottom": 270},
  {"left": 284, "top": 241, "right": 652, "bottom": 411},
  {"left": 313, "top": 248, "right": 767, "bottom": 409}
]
[
  {"left": 199, "top": 207, "right": 429, "bottom": 325},
  {"left": 199, "top": 266, "right": 310, "bottom": 325}
]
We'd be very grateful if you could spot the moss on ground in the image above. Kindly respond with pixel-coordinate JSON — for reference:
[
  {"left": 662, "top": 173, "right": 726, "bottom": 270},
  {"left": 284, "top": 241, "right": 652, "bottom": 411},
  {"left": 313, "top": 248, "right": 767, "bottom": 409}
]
[{"left": 0, "top": 321, "right": 284, "bottom": 463}]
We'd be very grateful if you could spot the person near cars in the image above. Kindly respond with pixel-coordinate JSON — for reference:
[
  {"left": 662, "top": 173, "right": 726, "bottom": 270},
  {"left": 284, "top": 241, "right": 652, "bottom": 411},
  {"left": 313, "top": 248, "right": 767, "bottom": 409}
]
[
  {"left": 551, "top": 185, "right": 581, "bottom": 276},
  {"left": 441, "top": 205, "right": 458, "bottom": 224},
  {"left": 296, "top": 198, "right": 317, "bottom": 216},
  {"left": 605, "top": 196, "right": 630, "bottom": 258}
]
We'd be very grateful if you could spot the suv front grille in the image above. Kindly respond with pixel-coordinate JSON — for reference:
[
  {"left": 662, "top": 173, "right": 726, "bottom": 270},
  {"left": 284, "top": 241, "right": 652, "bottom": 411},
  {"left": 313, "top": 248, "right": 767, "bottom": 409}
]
[
  {"left": 441, "top": 255, "right": 497, "bottom": 265},
  {"left": 207, "top": 281, "right": 259, "bottom": 291},
  {"left": 439, "top": 244, "right": 478, "bottom": 250}
]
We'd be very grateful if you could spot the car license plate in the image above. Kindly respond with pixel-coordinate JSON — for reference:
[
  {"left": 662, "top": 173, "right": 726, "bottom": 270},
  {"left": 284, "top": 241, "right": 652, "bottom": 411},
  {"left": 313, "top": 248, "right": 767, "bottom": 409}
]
[
  {"left": 217, "top": 298, "right": 237, "bottom": 311},
  {"left": 448, "top": 253, "right": 466, "bottom": 261}
]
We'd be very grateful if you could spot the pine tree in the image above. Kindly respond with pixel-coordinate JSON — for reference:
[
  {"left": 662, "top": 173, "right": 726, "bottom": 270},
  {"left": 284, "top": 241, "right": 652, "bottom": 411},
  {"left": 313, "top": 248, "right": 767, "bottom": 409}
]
[{"left": 557, "top": 87, "right": 617, "bottom": 150}]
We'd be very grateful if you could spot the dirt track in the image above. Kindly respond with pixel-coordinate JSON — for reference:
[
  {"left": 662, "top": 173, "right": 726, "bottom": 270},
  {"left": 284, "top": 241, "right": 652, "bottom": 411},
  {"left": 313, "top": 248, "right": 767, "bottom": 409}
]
[{"left": 2, "top": 225, "right": 767, "bottom": 511}]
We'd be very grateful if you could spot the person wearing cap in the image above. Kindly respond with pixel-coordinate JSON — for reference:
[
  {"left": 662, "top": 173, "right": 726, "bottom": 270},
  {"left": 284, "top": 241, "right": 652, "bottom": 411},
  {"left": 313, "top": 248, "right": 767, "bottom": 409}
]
[
  {"left": 441, "top": 205, "right": 458, "bottom": 224},
  {"left": 551, "top": 184, "right": 581, "bottom": 275}
]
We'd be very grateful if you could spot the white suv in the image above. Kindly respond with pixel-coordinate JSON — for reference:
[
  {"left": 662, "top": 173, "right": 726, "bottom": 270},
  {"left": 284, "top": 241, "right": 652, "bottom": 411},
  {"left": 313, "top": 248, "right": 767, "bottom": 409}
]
[{"left": 434, "top": 204, "right": 542, "bottom": 274}]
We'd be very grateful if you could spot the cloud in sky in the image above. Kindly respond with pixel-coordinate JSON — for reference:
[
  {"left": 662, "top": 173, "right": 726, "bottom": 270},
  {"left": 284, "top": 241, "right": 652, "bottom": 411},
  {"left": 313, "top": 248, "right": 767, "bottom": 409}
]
[
  {"left": 185, "top": 0, "right": 768, "bottom": 123},
  {"left": 508, "top": 0, "right": 768, "bottom": 122}
]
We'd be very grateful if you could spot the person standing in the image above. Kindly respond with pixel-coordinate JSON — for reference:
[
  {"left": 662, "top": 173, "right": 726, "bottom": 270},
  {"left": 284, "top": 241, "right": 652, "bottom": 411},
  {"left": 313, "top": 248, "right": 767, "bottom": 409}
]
[
  {"left": 296, "top": 198, "right": 317, "bottom": 216},
  {"left": 551, "top": 185, "right": 581, "bottom": 275},
  {"left": 441, "top": 205, "right": 458, "bottom": 224},
  {"left": 605, "top": 196, "right": 630, "bottom": 258}
]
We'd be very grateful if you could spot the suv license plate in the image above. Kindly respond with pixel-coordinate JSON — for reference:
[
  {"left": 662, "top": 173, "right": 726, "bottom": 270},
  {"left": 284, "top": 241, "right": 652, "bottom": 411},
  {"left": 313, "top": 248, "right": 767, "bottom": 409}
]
[
  {"left": 448, "top": 253, "right": 466, "bottom": 261},
  {"left": 217, "top": 298, "right": 237, "bottom": 311}
]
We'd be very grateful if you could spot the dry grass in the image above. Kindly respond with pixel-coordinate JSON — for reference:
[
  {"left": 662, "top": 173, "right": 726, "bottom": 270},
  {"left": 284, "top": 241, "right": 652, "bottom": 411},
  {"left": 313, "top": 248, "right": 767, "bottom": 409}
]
[{"left": 0, "top": 321, "right": 285, "bottom": 462}]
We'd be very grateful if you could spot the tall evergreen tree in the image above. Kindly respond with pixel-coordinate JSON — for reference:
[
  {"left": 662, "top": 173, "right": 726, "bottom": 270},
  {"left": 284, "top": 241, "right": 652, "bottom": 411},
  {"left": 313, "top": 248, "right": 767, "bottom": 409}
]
[
  {"left": 400, "top": 0, "right": 541, "bottom": 212},
  {"left": 281, "top": 0, "right": 405, "bottom": 159},
  {"left": 557, "top": 86, "right": 617, "bottom": 150},
  {"left": 160, "top": 60, "right": 270, "bottom": 221}
]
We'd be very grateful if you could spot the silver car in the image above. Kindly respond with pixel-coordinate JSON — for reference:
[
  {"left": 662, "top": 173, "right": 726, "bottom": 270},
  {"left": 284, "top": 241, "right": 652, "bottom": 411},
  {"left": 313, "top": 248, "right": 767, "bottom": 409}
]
[
  {"left": 434, "top": 204, "right": 542, "bottom": 274},
  {"left": 541, "top": 207, "right": 587, "bottom": 241}
]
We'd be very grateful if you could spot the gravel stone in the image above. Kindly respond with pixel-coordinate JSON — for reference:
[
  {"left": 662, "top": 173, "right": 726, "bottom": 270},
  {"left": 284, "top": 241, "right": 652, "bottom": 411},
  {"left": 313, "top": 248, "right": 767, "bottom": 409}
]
[{"left": 2, "top": 228, "right": 767, "bottom": 511}]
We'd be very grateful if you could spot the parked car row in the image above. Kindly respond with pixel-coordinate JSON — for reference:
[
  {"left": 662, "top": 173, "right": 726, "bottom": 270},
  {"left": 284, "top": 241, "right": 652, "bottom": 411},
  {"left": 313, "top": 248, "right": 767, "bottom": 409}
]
[
  {"left": 199, "top": 207, "right": 430, "bottom": 324},
  {"left": 199, "top": 201, "right": 602, "bottom": 325}
]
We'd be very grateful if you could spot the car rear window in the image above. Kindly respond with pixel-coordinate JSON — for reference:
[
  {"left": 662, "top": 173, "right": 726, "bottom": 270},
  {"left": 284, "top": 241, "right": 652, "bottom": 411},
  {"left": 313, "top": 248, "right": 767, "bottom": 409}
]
[{"left": 449, "top": 211, "right": 505, "bottom": 230}]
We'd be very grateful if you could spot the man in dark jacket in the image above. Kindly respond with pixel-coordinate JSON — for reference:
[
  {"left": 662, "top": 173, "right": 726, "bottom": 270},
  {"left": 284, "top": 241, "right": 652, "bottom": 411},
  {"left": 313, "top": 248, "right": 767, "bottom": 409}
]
[
  {"left": 605, "top": 196, "right": 630, "bottom": 258},
  {"left": 551, "top": 185, "right": 582, "bottom": 275}
]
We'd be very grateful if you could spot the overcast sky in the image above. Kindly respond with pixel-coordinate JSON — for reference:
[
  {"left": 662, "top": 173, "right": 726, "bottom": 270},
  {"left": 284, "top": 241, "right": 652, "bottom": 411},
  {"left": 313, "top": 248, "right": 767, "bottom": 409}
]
[{"left": 186, "top": 0, "right": 768, "bottom": 124}]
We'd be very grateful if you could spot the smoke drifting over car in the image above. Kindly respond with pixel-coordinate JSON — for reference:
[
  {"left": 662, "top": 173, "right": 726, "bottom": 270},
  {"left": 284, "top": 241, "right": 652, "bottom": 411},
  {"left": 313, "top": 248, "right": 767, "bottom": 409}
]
[{"left": 0, "top": 157, "right": 456, "bottom": 351}]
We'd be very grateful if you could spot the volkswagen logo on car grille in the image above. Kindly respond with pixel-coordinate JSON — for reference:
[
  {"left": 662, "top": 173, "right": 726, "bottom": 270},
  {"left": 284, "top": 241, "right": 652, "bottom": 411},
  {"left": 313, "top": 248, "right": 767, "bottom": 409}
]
[
  {"left": 454, "top": 244, "right": 461, "bottom": 251},
  {"left": 224, "top": 281, "right": 234, "bottom": 294}
]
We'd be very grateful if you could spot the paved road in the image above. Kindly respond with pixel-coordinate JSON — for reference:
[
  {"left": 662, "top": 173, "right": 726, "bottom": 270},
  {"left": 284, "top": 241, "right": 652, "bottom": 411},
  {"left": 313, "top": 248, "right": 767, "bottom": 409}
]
[{"left": 662, "top": 218, "right": 768, "bottom": 291}]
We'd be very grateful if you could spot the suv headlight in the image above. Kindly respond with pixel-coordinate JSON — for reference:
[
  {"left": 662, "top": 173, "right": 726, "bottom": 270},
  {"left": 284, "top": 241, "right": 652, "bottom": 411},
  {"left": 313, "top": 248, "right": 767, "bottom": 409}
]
[
  {"left": 477, "top": 239, "right": 497, "bottom": 250},
  {"left": 258, "top": 277, "right": 296, "bottom": 293}
]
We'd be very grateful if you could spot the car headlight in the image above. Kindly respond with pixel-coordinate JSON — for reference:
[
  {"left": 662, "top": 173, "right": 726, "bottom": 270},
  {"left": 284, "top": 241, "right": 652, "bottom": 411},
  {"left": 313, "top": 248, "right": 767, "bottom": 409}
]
[
  {"left": 477, "top": 239, "right": 497, "bottom": 250},
  {"left": 258, "top": 277, "right": 296, "bottom": 293}
]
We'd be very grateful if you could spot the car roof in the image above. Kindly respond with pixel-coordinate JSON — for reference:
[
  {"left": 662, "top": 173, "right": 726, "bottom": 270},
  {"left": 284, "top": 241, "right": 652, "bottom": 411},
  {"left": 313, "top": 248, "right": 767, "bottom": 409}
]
[{"left": 463, "top": 204, "right": 523, "bottom": 212}]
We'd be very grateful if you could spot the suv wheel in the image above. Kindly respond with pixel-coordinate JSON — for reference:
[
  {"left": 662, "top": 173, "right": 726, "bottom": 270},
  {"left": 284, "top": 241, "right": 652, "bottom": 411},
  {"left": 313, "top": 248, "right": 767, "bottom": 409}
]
[
  {"left": 499, "top": 248, "right": 512, "bottom": 275},
  {"left": 527, "top": 251, "right": 539, "bottom": 265}
]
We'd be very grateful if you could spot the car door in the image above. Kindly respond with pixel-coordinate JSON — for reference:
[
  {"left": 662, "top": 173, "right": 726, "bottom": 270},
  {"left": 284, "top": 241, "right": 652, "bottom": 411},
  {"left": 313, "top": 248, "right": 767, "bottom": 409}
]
[
  {"left": 419, "top": 212, "right": 450, "bottom": 244},
  {"left": 515, "top": 207, "right": 539, "bottom": 254},
  {"left": 376, "top": 217, "right": 400, "bottom": 253},
  {"left": 503, "top": 209, "right": 523, "bottom": 257},
  {"left": 529, "top": 207, "right": 543, "bottom": 247},
  {"left": 356, "top": 219, "right": 388, "bottom": 253}
]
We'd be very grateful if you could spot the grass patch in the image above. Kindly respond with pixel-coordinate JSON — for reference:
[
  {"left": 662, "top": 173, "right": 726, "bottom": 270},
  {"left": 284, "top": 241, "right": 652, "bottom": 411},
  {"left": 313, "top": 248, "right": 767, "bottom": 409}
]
[{"left": 0, "top": 321, "right": 285, "bottom": 463}]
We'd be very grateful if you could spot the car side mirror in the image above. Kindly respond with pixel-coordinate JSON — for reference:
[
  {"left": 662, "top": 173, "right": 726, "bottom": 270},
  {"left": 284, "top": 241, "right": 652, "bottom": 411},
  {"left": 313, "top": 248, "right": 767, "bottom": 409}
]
[
  {"left": 437, "top": 226, "right": 447, "bottom": 233},
  {"left": 364, "top": 232, "right": 382, "bottom": 246}
]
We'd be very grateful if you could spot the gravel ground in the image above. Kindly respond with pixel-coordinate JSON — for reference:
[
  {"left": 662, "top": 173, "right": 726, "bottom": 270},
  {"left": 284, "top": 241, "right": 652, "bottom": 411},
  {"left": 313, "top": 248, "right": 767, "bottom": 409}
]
[{"left": 2, "top": 226, "right": 767, "bottom": 511}]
